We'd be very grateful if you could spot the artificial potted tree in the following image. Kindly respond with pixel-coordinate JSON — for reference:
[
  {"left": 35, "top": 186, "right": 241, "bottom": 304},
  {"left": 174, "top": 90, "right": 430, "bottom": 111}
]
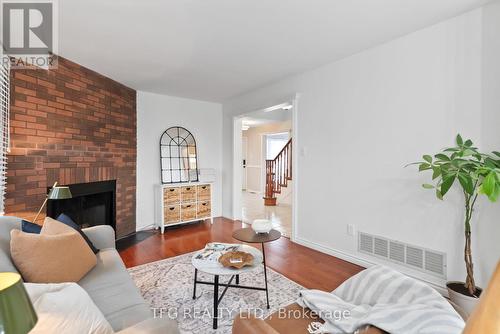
[{"left": 411, "top": 134, "right": 500, "bottom": 313}]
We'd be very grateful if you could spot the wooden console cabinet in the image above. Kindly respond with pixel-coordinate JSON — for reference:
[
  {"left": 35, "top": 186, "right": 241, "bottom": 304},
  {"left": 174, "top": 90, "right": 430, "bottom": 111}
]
[{"left": 156, "top": 182, "right": 213, "bottom": 233}]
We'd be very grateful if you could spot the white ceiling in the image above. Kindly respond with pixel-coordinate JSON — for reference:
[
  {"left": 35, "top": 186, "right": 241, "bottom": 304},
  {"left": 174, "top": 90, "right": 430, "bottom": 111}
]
[
  {"left": 59, "top": 0, "right": 491, "bottom": 102},
  {"left": 242, "top": 107, "right": 292, "bottom": 128}
]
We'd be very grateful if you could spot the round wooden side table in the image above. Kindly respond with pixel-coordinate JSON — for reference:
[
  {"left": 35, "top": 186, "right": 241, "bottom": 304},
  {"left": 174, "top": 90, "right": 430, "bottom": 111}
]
[{"left": 232, "top": 228, "right": 281, "bottom": 309}]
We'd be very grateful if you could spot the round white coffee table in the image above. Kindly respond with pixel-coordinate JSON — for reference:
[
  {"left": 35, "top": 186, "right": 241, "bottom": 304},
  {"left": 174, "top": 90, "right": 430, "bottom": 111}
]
[{"left": 191, "top": 243, "right": 264, "bottom": 329}]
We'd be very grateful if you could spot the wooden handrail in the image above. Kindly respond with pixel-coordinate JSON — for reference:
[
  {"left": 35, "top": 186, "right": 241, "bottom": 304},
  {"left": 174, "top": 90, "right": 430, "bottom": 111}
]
[
  {"left": 274, "top": 138, "right": 292, "bottom": 161},
  {"left": 264, "top": 138, "right": 292, "bottom": 205}
]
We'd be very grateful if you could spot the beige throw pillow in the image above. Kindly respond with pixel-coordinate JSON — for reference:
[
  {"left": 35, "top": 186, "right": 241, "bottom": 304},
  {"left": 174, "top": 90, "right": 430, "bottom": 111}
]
[
  {"left": 10, "top": 218, "right": 97, "bottom": 283},
  {"left": 41, "top": 216, "right": 77, "bottom": 235}
]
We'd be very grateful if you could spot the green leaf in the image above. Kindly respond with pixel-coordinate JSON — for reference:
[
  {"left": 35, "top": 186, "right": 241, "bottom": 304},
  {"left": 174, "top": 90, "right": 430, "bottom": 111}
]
[
  {"left": 482, "top": 171, "right": 496, "bottom": 196},
  {"left": 485, "top": 158, "right": 497, "bottom": 169},
  {"left": 422, "top": 184, "right": 434, "bottom": 189},
  {"left": 435, "top": 153, "right": 450, "bottom": 161},
  {"left": 432, "top": 167, "right": 441, "bottom": 180},
  {"left": 441, "top": 174, "right": 456, "bottom": 196},
  {"left": 419, "top": 163, "right": 431, "bottom": 171},
  {"left": 464, "top": 139, "right": 473, "bottom": 147},
  {"left": 458, "top": 173, "right": 474, "bottom": 195},
  {"left": 436, "top": 189, "right": 443, "bottom": 200},
  {"left": 456, "top": 134, "right": 463, "bottom": 146},
  {"left": 492, "top": 151, "right": 500, "bottom": 158},
  {"left": 485, "top": 157, "right": 500, "bottom": 168},
  {"left": 423, "top": 155, "right": 432, "bottom": 163},
  {"left": 490, "top": 184, "right": 500, "bottom": 202},
  {"left": 463, "top": 149, "right": 475, "bottom": 156}
]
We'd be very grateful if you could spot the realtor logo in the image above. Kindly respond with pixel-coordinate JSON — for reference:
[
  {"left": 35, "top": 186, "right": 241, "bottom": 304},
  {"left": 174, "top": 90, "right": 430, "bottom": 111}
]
[{"left": 1, "top": 0, "right": 58, "bottom": 68}]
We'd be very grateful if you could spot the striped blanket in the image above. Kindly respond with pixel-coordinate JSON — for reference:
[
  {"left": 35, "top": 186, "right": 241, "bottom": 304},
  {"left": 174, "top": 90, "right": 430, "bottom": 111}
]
[{"left": 297, "top": 265, "right": 464, "bottom": 334}]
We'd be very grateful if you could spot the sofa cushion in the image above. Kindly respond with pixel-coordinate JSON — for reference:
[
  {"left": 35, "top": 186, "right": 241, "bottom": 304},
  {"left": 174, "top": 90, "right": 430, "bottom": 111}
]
[
  {"left": 79, "top": 248, "right": 151, "bottom": 331},
  {"left": 10, "top": 228, "right": 97, "bottom": 283},
  {"left": 0, "top": 216, "right": 21, "bottom": 273},
  {"left": 25, "top": 282, "right": 114, "bottom": 334}
]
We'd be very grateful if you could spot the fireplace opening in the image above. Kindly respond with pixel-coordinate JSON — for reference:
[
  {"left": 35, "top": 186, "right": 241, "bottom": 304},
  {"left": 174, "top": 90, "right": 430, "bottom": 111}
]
[{"left": 46, "top": 180, "right": 116, "bottom": 232}]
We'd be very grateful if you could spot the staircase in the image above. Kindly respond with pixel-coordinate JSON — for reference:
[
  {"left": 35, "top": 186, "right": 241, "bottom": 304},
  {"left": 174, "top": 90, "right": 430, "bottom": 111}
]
[{"left": 264, "top": 138, "right": 292, "bottom": 206}]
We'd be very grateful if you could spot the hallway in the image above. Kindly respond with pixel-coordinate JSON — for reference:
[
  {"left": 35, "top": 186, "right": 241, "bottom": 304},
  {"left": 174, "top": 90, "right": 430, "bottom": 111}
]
[{"left": 241, "top": 190, "right": 292, "bottom": 237}]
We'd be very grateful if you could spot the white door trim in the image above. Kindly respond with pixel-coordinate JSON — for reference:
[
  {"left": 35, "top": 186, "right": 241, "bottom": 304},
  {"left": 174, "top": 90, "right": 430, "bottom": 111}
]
[{"left": 242, "top": 136, "right": 248, "bottom": 190}]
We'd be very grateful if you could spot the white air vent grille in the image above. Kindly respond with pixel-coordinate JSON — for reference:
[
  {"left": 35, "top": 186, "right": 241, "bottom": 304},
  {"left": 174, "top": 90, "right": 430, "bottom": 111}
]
[
  {"left": 359, "top": 233, "right": 373, "bottom": 253},
  {"left": 374, "top": 238, "right": 388, "bottom": 257},
  {"left": 406, "top": 246, "right": 424, "bottom": 269},
  {"left": 358, "top": 232, "right": 446, "bottom": 278},
  {"left": 389, "top": 241, "right": 405, "bottom": 263},
  {"left": 425, "top": 250, "right": 444, "bottom": 275}
]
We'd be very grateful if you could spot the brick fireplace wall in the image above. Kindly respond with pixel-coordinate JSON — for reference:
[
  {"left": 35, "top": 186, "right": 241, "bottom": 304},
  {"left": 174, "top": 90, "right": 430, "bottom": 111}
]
[{"left": 5, "top": 57, "right": 137, "bottom": 238}]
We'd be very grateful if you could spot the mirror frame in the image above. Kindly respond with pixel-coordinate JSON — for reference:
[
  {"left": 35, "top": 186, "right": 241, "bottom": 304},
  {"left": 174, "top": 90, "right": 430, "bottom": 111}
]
[{"left": 159, "top": 126, "right": 199, "bottom": 184}]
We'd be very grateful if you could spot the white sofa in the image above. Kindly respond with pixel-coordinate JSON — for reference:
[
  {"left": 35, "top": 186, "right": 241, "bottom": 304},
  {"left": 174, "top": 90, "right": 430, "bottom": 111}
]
[{"left": 0, "top": 216, "right": 179, "bottom": 334}]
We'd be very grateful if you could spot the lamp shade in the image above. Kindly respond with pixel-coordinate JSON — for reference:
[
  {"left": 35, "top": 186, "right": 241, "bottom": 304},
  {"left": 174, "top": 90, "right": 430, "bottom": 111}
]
[
  {"left": 0, "top": 272, "right": 37, "bottom": 334},
  {"left": 47, "top": 186, "right": 72, "bottom": 200}
]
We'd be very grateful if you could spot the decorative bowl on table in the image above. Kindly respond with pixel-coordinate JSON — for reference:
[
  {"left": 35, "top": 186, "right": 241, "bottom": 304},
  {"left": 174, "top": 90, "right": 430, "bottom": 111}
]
[
  {"left": 218, "top": 251, "right": 254, "bottom": 269},
  {"left": 251, "top": 219, "right": 273, "bottom": 234}
]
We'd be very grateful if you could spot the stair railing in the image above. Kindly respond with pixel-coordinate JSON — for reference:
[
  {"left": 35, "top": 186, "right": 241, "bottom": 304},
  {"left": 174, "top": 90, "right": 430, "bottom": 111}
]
[{"left": 264, "top": 138, "right": 292, "bottom": 206}]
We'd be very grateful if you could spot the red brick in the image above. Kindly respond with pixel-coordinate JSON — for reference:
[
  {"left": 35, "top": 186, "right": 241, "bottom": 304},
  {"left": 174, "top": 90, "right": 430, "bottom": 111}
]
[
  {"left": 26, "top": 96, "right": 47, "bottom": 105},
  {"left": 11, "top": 120, "right": 26, "bottom": 128},
  {"left": 9, "top": 148, "right": 27, "bottom": 155},
  {"left": 55, "top": 97, "right": 73, "bottom": 106},
  {"left": 37, "top": 79, "right": 56, "bottom": 89},
  {"left": 65, "top": 128, "right": 80, "bottom": 134},
  {"left": 47, "top": 88, "right": 64, "bottom": 98},
  {"left": 15, "top": 100, "right": 37, "bottom": 109},
  {"left": 65, "top": 82, "right": 81, "bottom": 91},
  {"left": 47, "top": 100, "right": 65, "bottom": 109},
  {"left": 15, "top": 87, "right": 36, "bottom": 96},
  {"left": 26, "top": 122, "right": 47, "bottom": 130},
  {"left": 27, "top": 109, "right": 48, "bottom": 118},
  {"left": 14, "top": 72, "right": 37, "bottom": 84},
  {"left": 36, "top": 130, "right": 56, "bottom": 137},
  {"left": 15, "top": 128, "right": 37, "bottom": 135},
  {"left": 26, "top": 188, "right": 46, "bottom": 195}
]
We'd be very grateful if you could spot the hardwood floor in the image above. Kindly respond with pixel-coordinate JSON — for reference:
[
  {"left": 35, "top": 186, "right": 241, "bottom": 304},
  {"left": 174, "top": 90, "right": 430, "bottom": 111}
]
[{"left": 119, "top": 217, "right": 364, "bottom": 291}]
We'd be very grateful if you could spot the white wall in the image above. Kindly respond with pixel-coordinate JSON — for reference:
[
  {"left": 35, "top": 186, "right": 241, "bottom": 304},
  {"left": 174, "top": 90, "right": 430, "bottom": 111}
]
[
  {"left": 477, "top": 1, "right": 500, "bottom": 288},
  {"left": 222, "top": 9, "right": 499, "bottom": 288},
  {"left": 137, "top": 91, "right": 223, "bottom": 231}
]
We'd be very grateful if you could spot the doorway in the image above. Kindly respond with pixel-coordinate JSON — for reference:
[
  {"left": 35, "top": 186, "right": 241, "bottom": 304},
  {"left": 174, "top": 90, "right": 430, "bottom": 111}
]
[{"left": 232, "top": 97, "right": 298, "bottom": 239}]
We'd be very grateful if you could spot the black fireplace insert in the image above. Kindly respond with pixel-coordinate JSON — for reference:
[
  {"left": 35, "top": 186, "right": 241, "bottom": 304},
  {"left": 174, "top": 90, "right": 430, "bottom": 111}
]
[{"left": 46, "top": 180, "right": 116, "bottom": 231}]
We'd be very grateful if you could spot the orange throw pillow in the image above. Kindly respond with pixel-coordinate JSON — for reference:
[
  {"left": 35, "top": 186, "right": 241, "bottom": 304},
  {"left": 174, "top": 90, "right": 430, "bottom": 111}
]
[{"left": 10, "top": 218, "right": 97, "bottom": 283}]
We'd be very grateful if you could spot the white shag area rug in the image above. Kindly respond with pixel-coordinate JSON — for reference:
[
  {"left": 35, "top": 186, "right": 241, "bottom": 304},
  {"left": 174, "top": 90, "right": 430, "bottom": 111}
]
[{"left": 128, "top": 252, "right": 303, "bottom": 334}]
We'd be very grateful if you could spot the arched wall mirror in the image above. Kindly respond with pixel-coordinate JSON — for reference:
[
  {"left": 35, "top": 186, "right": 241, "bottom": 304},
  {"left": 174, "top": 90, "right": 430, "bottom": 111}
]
[{"left": 160, "top": 127, "right": 199, "bottom": 183}]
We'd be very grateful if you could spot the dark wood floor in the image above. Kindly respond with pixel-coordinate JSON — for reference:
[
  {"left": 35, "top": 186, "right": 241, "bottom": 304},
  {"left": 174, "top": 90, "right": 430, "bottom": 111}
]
[{"left": 119, "top": 217, "right": 364, "bottom": 291}]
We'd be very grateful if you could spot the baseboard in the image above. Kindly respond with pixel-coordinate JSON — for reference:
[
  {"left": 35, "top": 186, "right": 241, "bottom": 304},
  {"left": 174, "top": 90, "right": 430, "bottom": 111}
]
[
  {"left": 294, "top": 236, "right": 449, "bottom": 296},
  {"left": 136, "top": 224, "right": 156, "bottom": 232}
]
